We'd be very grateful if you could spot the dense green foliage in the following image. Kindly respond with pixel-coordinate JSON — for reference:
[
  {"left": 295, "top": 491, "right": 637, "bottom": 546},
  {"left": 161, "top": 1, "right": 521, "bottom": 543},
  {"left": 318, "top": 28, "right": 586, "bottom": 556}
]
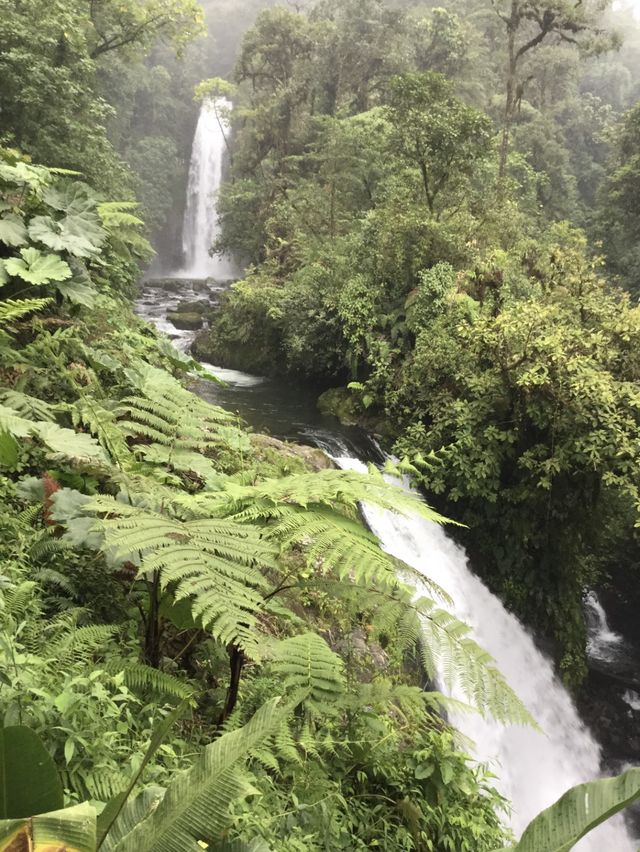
[
  {"left": 203, "top": 0, "right": 640, "bottom": 681},
  {"left": 2, "top": 0, "right": 640, "bottom": 848},
  {"left": 0, "top": 153, "right": 523, "bottom": 849}
]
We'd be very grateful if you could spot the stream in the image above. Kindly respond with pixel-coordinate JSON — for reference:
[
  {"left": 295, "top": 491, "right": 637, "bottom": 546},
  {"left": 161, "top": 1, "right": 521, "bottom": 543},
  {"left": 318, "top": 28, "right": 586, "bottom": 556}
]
[{"left": 137, "top": 100, "right": 640, "bottom": 849}]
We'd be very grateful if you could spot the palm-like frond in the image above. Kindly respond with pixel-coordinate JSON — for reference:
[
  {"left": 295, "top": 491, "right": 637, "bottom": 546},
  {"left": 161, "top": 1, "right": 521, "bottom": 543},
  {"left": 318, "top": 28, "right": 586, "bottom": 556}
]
[{"left": 111, "top": 698, "right": 282, "bottom": 852}]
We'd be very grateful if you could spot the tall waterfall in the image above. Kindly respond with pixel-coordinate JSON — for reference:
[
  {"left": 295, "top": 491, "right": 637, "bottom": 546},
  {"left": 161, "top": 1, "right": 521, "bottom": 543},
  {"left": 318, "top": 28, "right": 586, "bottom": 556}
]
[
  {"left": 336, "top": 456, "right": 634, "bottom": 850},
  {"left": 180, "top": 99, "right": 235, "bottom": 280}
]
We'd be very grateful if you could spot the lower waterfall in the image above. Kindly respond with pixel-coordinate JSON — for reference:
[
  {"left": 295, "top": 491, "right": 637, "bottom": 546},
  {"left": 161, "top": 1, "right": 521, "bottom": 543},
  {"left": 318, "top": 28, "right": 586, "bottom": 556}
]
[{"left": 335, "top": 455, "right": 634, "bottom": 850}]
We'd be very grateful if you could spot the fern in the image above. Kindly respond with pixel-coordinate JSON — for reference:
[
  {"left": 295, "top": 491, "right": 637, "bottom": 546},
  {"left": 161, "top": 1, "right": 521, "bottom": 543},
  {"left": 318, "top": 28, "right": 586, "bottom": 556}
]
[
  {"left": 211, "top": 468, "right": 446, "bottom": 523},
  {"left": 71, "top": 397, "right": 132, "bottom": 468},
  {"left": 0, "top": 297, "right": 52, "bottom": 325},
  {"left": 93, "top": 497, "right": 277, "bottom": 657},
  {"left": 31, "top": 566, "right": 77, "bottom": 597},
  {"left": 271, "top": 632, "right": 345, "bottom": 716},
  {"left": 0, "top": 389, "right": 56, "bottom": 421},
  {"left": 117, "top": 663, "right": 196, "bottom": 707},
  {"left": 47, "top": 623, "right": 118, "bottom": 666},
  {"left": 414, "top": 596, "right": 536, "bottom": 728}
]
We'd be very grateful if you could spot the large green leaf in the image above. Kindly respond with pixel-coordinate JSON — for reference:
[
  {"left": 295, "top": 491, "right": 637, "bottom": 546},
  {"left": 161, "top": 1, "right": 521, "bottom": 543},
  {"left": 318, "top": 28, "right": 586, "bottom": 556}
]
[
  {"left": 28, "top": 214, "right": 103, "bottom": 258},
  {"left": 0, "top": 726, "right": 63, "bottom": 819},
  {"left": 0, "top": 213, "right": 28, "bottom": 247},
  {"left": 0, "top": 161, "right": 51, "bottom": 190},
  {"left": 112, "top": 698, "right": 282, "bottom": 852},
  {"left": 43, "top": 182, "right": 98, "bottom": 216},
  {"left": 501, "top": 767, "right": 640, "bottom": 852},
  {"left": 57, "top": 278, "right": 97, "bottom": 307},
  {"left": 0, "top": 261, "right": 7, "bottom": 286},
  {"left": 0, "top": 803, "right": 96, "bottom": 852},
  {"left": 5, "top": 247, "right": 72, "bottom": 285},
  {"left": 0, "top": 429, "right": 19, "bottom": 468},
  {"left": 100, "top": 788, "right": 166, "bottom": 852},
  {"left": 33, "top": 421, "right": 107, "bottom": 463},
  {"left": 0, "top": 404, "right": 107, "bottom": 463}
]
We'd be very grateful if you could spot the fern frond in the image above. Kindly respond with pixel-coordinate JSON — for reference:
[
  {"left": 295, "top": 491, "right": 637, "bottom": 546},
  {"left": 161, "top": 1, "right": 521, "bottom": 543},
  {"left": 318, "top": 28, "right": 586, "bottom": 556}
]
[
  {"left": 0, "top": 390, "right": 56, "bottom": 422},
  {"left": 352, "top": 679, "right": 474, "bottom": 722},
  {"left": 47, "top": 623, "right": 117, "bottom": 665},
  {"left": 271, "top": 633, "right": 345, "bottom": 716},
  {"left": 71, "top": 398, "right": 132, "bottom": 467},
  {"left": 413, "top": 597, "right": 536, "bottom": 728},
  {"left": 92, "top": 498, "right": 277, "bottom": 657},
  {"left": 308, "top": 579, "right": 533, "bottom": 727},
  {"left": 118, "top": 663, "right": 196, "bottom": 707},
  {"left": 2, "top": 580, "right": 37, "bottom": 620},
  {"left": 0, "top": 297, "right": 52, "bottom": 325},
  {"left": 215, "top": 469, "right": 446, "bottom": 524},
  {"left": 267, "top": 508, "right": 451, "bottom": 602},
  {"left": 32, "top": 567, "right": 77, "bottom": 597}
]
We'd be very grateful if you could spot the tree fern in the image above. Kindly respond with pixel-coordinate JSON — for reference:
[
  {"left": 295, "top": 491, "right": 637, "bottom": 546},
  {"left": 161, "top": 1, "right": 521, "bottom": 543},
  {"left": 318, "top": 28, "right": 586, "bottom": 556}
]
[
  {"left": 211, "top": 468, "right": 446, "bottom": 523},
  {"left": 93, "top": 497, "right": 277, "bottom": 657}
]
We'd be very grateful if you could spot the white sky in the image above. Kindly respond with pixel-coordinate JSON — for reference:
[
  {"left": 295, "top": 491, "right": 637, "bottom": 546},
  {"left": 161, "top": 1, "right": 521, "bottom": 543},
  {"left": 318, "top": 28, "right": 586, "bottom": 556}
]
[{"left": 613, "top": 0, "right": 640, "bottom": 18}]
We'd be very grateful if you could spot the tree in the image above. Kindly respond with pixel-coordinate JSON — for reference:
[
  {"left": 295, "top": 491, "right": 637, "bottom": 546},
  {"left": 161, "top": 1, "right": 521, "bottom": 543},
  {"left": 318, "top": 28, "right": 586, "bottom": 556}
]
[
  {"left": 392, "top": 226, "right": 640, "bottom": 681},
  {"left": 493, "top": 0, "right": 612, "bottom": 177},
  {"left": 599, "top": 101, "right": 640, "bottom": 295},
  {"left": 87, "top": 0, "right": 205, "bottom": 59},
  {"left": 386, "top": 73, "right": 493, "bottom": 215}
]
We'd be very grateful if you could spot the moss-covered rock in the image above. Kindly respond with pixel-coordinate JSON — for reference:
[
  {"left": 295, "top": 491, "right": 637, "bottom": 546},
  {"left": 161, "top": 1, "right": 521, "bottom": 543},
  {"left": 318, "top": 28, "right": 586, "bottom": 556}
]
[
  {"left": 167, "top": 311, "right": 204, "bottom": 330},
  {"left": 250, "top": 433, "right": 334, "bottom": 474},
  {"left": 178, "top": 299, "right": 211, "bottom": 313},
  {"left": 317, "top": 387, "right": 359, "bottom": 426},
  {"left": 191, "top": 329, "right": 275, "bottom": 373}
]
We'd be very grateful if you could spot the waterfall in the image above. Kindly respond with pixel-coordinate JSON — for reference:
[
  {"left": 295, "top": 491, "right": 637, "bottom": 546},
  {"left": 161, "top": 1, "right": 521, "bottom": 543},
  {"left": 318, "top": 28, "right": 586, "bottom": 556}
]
[
  {"left": 585, "top": 590, "right": 625, "bottom": 663},
  {"left": 180, "top": 99, "right": 235, "bottom": 280},
  {"left": 335, "top": 456, "right": 634, "bottom": 850}
]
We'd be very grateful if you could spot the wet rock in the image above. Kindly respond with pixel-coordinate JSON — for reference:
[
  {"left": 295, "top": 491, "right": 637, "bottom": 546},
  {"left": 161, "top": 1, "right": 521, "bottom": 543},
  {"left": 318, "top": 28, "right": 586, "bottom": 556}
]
[
  {"left": 167, "top": 311, "right": 204, "bottom": 330},
  {"left": 250, "top": 433, "right": 334, "bottom": 473},
  {"left": 178, "top": 299, "right": 210, "bottom": 313},
  {"left": 334, "top": 628, "right": 389, "bottom": 681},
  {"left": 317, "top": 387, "right": 359, "bottom": 425},
  {"left": 191, "top": 329, "right": 273, "bottom": 374}
]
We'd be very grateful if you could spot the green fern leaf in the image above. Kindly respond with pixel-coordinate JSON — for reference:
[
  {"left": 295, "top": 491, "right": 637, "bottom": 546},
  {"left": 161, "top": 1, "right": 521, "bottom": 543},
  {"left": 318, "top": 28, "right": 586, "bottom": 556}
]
[{"left": 271, "top": 633, "right": 345, "bottom": 715}]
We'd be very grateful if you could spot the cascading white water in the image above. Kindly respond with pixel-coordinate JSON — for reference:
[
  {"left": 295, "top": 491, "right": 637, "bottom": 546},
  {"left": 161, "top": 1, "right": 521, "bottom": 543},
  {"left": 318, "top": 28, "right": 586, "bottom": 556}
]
[
  {"left": 585, "top": 590, "right": 625, "bottom": 663},
  {"left": 336, "top": 456, "right": 635, "bottom": 850},
  {"left": 180, "top": 99, "right": 235, "bottom": 280}
]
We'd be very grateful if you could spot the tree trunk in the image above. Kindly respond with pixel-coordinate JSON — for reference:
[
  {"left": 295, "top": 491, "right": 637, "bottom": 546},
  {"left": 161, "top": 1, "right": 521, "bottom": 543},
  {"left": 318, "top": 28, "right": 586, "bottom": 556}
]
[
  {"left": 217, "top": 645, "right": 246, "bottom": 726},
  {"left": 144, "top": 571, "right": 161, "bottom": 668},
  {"left": 499, "top": 3, "right": 519, "bottom": 181}
]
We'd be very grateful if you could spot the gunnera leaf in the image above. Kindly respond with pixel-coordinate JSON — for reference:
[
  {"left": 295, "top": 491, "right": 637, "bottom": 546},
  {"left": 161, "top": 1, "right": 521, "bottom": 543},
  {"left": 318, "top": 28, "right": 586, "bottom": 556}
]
[
  {"left": 4, "top": 248, "right": 72, "bottom": 285},
  {"left": 0, "top": 213, "right": 28, "bottom": 248}
]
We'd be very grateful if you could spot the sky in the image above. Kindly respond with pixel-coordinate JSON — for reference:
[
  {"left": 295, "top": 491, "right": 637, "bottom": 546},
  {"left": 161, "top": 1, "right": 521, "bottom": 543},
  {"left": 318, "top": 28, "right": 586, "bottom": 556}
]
[{"left": 613, "top": 0, "right": 640, "bottom": 18}]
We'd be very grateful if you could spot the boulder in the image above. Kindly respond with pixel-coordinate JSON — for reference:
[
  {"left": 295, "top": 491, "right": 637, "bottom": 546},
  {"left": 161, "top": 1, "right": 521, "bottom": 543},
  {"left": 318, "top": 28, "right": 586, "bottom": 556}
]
[{"left": 167, "top": 311, "right": 204, "bottom": 331}]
